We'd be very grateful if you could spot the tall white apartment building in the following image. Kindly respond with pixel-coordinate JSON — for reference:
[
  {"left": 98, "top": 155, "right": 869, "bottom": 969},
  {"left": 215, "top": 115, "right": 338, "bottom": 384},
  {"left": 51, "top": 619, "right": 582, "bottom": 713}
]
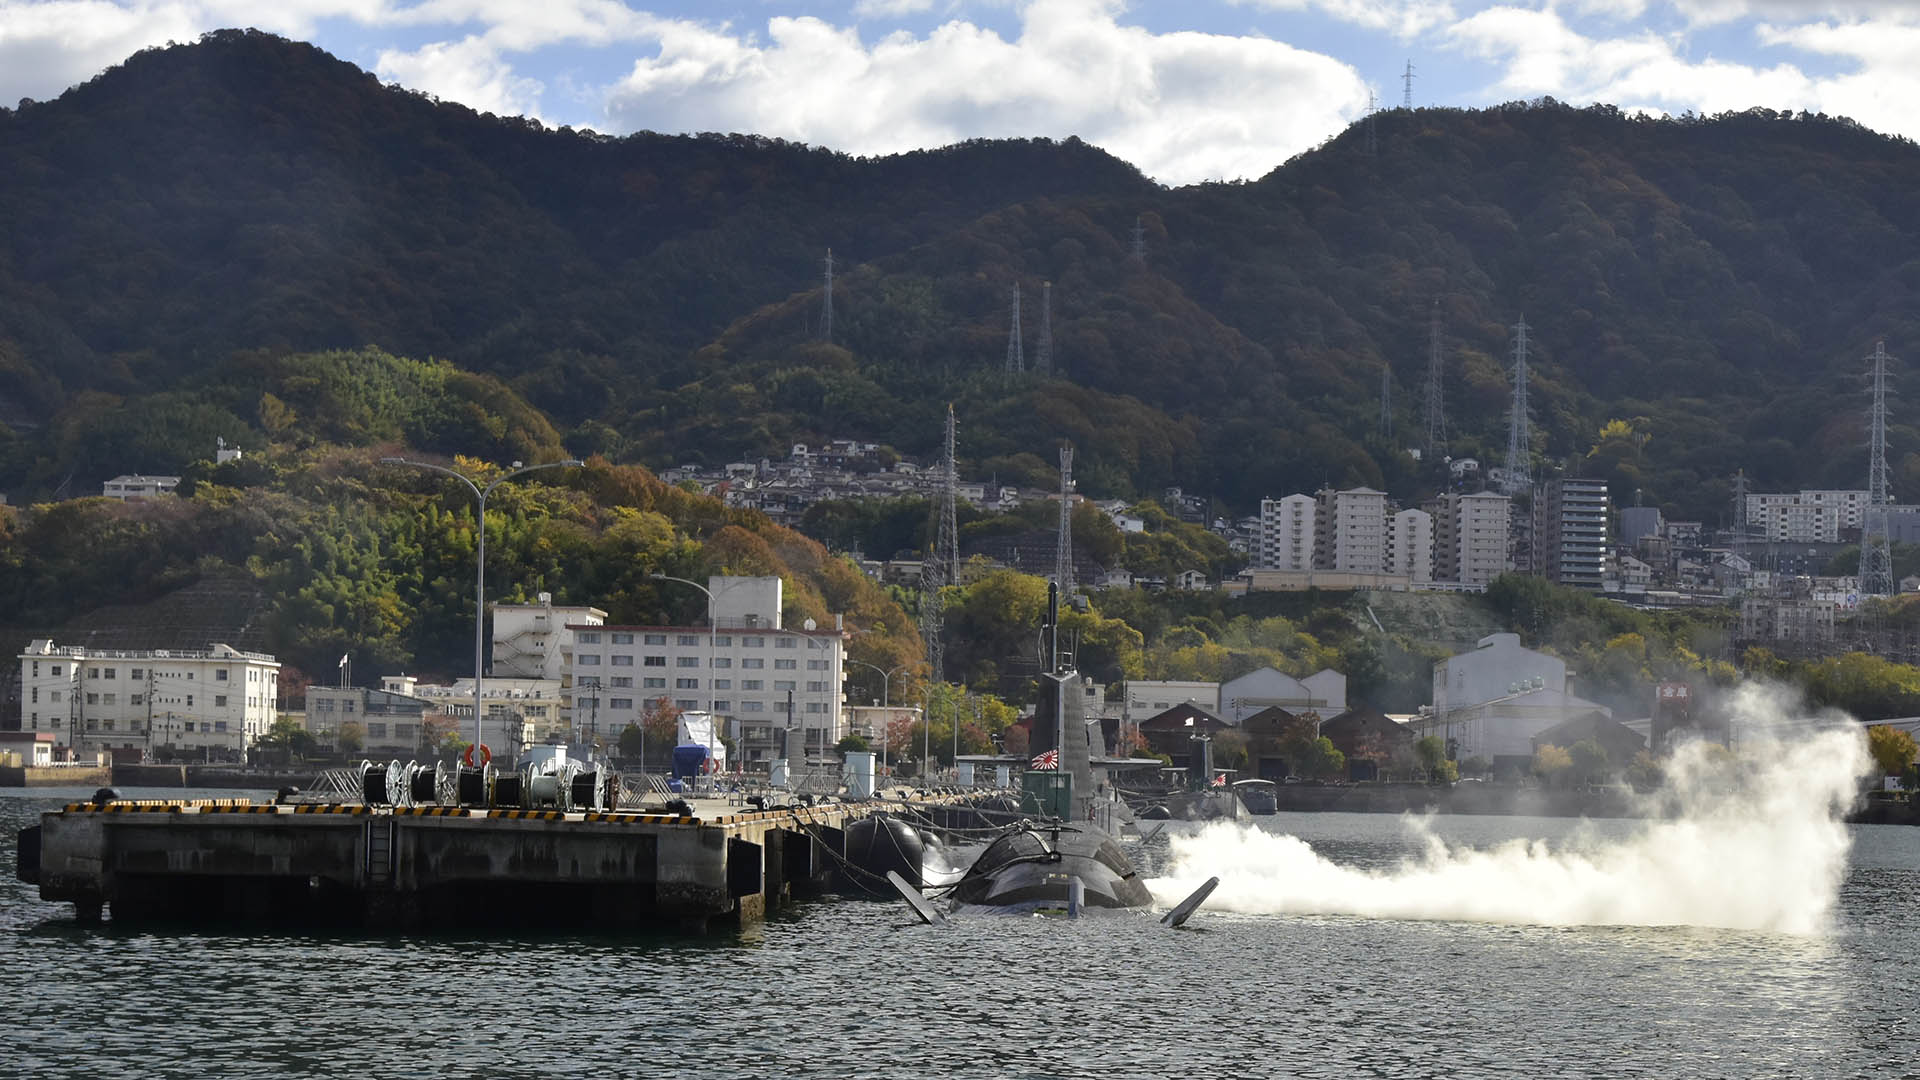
[
  {"left": 1426, "top": 493, "right": 1513, "bottom": 585},
  {"left": 492, "top": 592, "right": 606, "bottom": 681},
  {"left": 564, "top": 576, "right": 846, "bottom": 772},
  {"left": 1316, "top": 487, "right": 1388, "bottom": 573},
  {"left": 1388, "top": 508, "right": 1434, "bottom": 583},
  {"left": 1257, "top": 494, "right": 1316, "bottom": 570},
  {"left": 18, "top": 639, "right": 279, "bottom": 759}
]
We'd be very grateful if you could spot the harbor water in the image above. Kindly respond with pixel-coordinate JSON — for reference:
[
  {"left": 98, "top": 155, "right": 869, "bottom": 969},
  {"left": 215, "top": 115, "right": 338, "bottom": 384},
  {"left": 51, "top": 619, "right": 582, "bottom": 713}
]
[{"left": 2, "top": 789, "right": 1916, "bottom": 1079}]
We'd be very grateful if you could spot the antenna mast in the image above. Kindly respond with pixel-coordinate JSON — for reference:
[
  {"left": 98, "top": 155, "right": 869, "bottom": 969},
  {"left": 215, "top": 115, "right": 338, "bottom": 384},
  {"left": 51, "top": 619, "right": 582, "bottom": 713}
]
[
  {"left": 1130, "top": 216, "right": 1146, "bottom": 262},
  {"left": 1035, "top": 281, "right": 1053, "bottom": 376},
  {"left": 1004, "top": 283, "right": 1024, "bottom": 378},
  {"left": 1423, "top": 300, "right": 1447, "bottom": 458},
  {"left": 1862, "top": 342, "right": 1895, "bottom": 596},
  {"left": 821, "top": 248, "right": 833, "bottom": 343},
  {"left": 1502, "top": 315, "right": 1533, "bottom": 496},
  {"left": 1403, "top": 60, "right": 1416, "bottom": 109},
  {"left": 1365, "top": 89, "right": 1378, "bottom": 156},
  {"left": 1054, "top": 444, "right": 1075, "bottom": 592}
]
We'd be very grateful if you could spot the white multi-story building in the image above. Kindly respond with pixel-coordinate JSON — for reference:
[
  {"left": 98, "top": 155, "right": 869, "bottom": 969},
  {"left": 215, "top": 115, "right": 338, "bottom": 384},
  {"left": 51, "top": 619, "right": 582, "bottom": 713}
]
[
  {"left": 492, "top": 592, "right": 607, "bottom": 682},
  {"left": 1258, "top": 494, "right": 1316, "bottom": 570},
  {"left": 1746, "top": 490, "right": 1871, "bottom": 543},
  {"left": 564, "top": 576, "right": 846, "bottom": 772},
  {"left": 18, "top": 639, "right": 279, "bottom": 759},
  {"left": 1427, "top": 492, "right": 1512, "bottom": 585},
  {"left": 1388, "top": 508, "right": 1434, "bottom": 584},
  {"left": 1317, "top": 487, "right": 1388, "bottom": 573},
  {"left": 398, "top": 675, "right": 564, "bottom": 748}
]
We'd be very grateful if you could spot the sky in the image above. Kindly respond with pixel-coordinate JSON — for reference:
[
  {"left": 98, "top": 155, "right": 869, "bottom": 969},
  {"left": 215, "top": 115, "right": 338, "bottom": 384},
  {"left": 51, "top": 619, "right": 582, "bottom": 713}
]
[{"left": 3, "top": 1, "right": 1919, "bottom": 186}]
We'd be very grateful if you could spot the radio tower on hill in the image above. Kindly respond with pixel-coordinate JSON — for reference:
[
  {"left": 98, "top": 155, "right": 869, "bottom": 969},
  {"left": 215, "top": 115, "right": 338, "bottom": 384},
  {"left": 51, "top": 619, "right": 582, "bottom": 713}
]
[
  {"left": 921, "top": 405, "right": 959, "bottom": 683},
  {"left": 1863, "top": 341, "right": 1895, "bottom": 597},
  {"left": 1130, "top": 216, "right": 1147, "bottom": 262},
  {"left": 1423, "top": 301, "right": 1447, "bottom": 458},
  {"left": 1005, "top": 283, "right": 1025, "bottom": 378},
  {"left": 1054, "top": 445, "right": 1076, "bottom": 591},
  {"left": 821, "top": 248, "right": 833, "bottom": 343},
  {"left": 1035, "top": 282, "right": 1054, "bottom": 376},
  {"left": 1365, "top": 90, "right": 1379, "bottom": 156},
  {"left": 1403, "top": 61, "right": 1416, "bottom": 109},
  {"left": 1502, "top": 316, "right": 1533, "bottom": 496}
]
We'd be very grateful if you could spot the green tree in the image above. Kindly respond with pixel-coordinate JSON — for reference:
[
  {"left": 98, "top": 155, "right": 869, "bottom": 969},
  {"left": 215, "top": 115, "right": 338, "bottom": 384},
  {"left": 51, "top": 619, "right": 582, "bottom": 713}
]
[
  {"left": 336, "top": 720, "right": 365, "bottom": 756},
  {"left": 1867, "top": 725, "right": 1918, "bottom": 779},
  {"left": 1532, "top": 743, "right": 1573, "bottom": 786},
  {"left": 1413, "top": 734, "right": 1448, "bottom": 779},
  {"left": 1568, "top": 739, "right": 1611, "bottom": 785}
]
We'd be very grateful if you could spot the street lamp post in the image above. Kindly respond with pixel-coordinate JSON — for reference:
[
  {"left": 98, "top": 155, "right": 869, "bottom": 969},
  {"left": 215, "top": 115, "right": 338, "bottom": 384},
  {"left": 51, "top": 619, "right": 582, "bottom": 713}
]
[
  {"left": 845, "top": 659, "right": 907, "bottom": 774},
  {"left": 381, "top": 456, "right": 583, "bottom": 753},
  {"left": 650, "top": 573, "right": 717, "bottom": 766}
]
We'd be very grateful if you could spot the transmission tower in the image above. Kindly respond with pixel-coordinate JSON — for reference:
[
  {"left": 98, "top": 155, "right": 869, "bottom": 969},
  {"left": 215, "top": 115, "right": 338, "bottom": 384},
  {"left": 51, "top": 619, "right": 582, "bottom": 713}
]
[
  {"left": 1130, "top": 216, "right": 1146, "bottom": 262},
  {"left": 1005, "top": 283, "right": 1024, "bottom": 378},
  {"left": 920, "top": 404, "right": 960, "bottom": 684},
  {"left": 1423, "top": 301, "right": 1447, "bottom": 458},
  {"left": 1502, "top": 316, "right": 1533, "bottom": 496},
  {"left": 1365, "top": 90, "right": 1379, "bottom": 156},
  {"left": 1730, "top": 468, "right": 1750, "bottom": 533},
  {"left": 1403, "top": 60, "right": 1416, "bottom": 109},
  {"left": 1034, "top": 281, "right": 1053, "bottom": 376},
  {"left": 1054, "top": 445, "right": 1076, "bottom": 591},
  {"left": 1862, "top": 342, "right": 1895, "bottom": 597},
  {"left": 1378, "top": 360, "right": 1393, "bottom": 441},
  {"left": 821, "top": 248, "right": 833, "bottom": 343}
]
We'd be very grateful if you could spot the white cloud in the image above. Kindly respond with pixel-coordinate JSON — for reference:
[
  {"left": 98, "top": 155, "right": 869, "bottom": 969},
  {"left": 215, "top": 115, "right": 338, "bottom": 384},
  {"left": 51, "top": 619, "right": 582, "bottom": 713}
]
[
  {"left": 604, "top": 0, "right": 1368, "bottom": 184},
  {"left": 1444, "top": 2, "right": 1920, "bottom": 144},
  {"left": 375, "top": 34, "right": 546, "bottom": 116},
  {"left": 852, "top": 0, "right": 936, "bottom": 17},
  {"left": 1229, "top": 0, "right": 1457, "bottom": 40}
]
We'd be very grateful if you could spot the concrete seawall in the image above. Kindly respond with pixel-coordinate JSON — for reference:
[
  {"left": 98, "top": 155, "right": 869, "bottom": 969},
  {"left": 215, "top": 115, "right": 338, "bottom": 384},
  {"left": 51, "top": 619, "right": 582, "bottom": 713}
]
[
  {"left": 20, "top": 794, "right": 994, "bottom": 931},
  {"left": 0, "top": 766, "right": 113, "bottom": 788}
]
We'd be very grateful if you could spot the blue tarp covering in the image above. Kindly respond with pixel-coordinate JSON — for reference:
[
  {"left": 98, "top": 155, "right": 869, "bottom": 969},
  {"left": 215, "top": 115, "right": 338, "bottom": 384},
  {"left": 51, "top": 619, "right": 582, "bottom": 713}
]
[{"left": 672, "top": 744, "right": 708, "bottom": 780}]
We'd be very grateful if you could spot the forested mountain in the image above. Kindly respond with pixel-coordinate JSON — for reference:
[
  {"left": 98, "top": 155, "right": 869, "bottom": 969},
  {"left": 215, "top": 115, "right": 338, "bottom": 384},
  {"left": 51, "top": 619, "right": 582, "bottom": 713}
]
[{"left": 7, "top": 29, "right": 1920, "bottom": 524}]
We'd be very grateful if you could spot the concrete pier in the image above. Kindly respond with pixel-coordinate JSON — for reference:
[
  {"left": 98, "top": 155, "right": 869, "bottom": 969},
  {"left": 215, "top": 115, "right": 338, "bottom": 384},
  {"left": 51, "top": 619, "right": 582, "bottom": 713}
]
[{"left": 19, "top": 796, "right": 951, "bottom": 932}]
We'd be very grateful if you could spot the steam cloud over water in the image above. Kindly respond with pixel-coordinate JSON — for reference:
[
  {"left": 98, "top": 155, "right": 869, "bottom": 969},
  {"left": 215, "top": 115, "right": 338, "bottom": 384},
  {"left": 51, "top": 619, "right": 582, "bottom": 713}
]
[{"left": 1149, "top": 693, "right": 1869, "bottom": 935}]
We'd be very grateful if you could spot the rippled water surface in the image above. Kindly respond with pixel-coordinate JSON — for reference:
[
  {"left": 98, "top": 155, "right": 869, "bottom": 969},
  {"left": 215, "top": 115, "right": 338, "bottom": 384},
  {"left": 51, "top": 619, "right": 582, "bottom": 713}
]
[{"left": 3, "top": 793, "right": 1915, "bottom": 1079}]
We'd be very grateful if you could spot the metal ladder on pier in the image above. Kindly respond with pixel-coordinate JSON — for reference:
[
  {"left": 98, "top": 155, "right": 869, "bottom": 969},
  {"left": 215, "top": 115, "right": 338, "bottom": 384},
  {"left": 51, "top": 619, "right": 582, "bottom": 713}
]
[{"left": 365, "top": 819, "right": 394, "bottom": 887}]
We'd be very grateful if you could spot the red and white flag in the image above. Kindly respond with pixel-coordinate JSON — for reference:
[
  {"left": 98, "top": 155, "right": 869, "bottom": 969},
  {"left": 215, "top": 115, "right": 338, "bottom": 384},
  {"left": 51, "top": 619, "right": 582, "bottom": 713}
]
[
  {"left": 1211, "top": 773, "right": 1227, "bottom": 787},
  {"left": 1030, "top": 749, "right": 1059, "bottom": 770}
]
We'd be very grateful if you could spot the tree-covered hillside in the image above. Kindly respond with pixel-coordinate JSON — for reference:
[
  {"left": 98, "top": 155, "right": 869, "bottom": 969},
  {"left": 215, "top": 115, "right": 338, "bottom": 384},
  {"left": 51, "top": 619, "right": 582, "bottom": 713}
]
[{"left": 8, "top": 30, "right": 1920, "bottom": 525}]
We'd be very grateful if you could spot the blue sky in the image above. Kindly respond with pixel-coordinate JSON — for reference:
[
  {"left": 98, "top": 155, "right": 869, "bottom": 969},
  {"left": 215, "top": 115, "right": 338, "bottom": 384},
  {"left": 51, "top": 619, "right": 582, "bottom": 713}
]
[{"left": 4, "top": 2, "right": 1917, "bottom": 185}]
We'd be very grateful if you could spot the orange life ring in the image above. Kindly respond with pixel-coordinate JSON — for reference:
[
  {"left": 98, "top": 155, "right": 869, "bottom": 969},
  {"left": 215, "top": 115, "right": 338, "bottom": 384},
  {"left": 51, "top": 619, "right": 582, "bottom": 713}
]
[{"left": 463, "top": 743, "right": 492, "bottom": 767}]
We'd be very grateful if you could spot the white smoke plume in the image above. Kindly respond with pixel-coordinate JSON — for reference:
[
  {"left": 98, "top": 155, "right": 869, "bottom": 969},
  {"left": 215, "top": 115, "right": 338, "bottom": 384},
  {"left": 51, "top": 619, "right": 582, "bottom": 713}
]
[{"left": 1149, "top": 686, "right": 1870, "bottom": 935}]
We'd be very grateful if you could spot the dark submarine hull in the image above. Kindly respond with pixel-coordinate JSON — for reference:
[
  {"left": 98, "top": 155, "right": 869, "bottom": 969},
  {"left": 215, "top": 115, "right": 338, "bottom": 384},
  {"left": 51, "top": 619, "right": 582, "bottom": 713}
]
[{"left": 947, "top": 824, "right": 1153, "bottom": 915}]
